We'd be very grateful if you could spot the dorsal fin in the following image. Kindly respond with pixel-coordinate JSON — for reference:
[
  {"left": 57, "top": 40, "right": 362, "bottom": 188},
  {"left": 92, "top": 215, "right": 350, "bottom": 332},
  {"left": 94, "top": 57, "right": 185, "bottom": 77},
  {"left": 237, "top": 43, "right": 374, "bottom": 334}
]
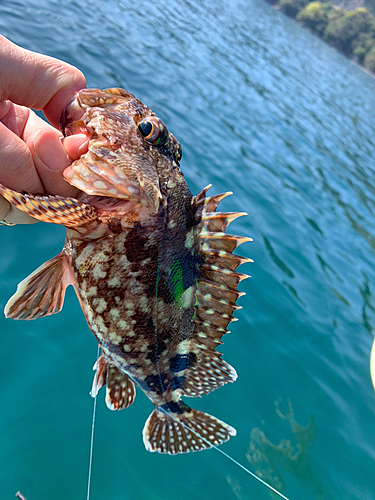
[{"left": 180, "top": 186, "right": 251, "bottom": 397}]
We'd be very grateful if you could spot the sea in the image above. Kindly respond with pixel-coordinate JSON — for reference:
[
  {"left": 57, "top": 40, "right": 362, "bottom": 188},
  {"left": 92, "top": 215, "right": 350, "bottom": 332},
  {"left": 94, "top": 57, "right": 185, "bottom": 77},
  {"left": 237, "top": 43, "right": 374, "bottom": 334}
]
[{"left": 0, "top": 1, "right": 375, "bottom": 499}]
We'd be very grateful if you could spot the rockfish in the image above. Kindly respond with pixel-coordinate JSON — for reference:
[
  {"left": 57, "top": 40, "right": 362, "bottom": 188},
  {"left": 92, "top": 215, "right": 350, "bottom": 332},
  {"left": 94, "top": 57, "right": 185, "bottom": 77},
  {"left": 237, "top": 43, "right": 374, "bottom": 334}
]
[{"left": 0, "top": 88, "right": 252, "bottom": 454}]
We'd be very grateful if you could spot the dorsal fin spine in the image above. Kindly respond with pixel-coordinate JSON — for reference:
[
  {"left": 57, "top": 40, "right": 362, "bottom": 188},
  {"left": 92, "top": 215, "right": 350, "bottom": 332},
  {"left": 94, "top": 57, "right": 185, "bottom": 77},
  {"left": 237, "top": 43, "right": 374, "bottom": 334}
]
[{"left": 179, "top": 186, "right": 251, "bottom": 397}]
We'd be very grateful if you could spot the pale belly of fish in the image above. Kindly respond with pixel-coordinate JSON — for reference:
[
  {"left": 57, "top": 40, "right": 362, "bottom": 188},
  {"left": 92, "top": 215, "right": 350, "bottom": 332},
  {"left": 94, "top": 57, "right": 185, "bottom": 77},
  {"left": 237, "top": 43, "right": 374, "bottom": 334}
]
[{"left": 0, "top": 88, "right": 252, "bottom": 454}]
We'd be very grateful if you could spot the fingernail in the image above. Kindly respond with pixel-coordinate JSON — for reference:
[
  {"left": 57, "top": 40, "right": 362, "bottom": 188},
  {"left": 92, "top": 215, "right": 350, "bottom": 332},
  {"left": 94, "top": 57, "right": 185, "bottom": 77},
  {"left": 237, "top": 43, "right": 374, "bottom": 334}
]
[
  {"left": 61, "top": 134, "right": 89, "bottom": 160},
  {"left": 77, "top": 137, "right": 89, "bottom": 157}
]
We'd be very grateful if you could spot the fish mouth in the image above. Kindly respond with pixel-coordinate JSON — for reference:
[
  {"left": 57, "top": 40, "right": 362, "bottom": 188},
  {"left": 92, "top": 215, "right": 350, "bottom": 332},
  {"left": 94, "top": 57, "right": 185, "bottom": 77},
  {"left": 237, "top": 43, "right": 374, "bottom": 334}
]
[
  {"left": 74, "top": 192, "right": 144, "bottom": 212},
  {"left": 76, "top": 192, "right": 150, "bottom": 219},
  {"left": 60, "top": 95, "right": 87, "bottom": 136}
]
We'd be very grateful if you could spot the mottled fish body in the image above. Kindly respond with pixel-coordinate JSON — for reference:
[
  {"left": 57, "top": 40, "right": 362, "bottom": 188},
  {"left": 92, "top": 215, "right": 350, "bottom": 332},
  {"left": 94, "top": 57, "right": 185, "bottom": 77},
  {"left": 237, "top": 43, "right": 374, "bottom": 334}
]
[{"left": 1, "top": 88, "right": 252, "bottom": 454}]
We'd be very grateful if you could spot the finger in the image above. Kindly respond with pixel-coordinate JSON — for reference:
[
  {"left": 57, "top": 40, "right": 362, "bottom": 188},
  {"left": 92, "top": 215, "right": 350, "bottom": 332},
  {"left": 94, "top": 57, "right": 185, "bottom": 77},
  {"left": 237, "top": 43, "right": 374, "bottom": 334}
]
[
  {"left": 0, "top": 195, "right": 10, "bottom": 220},
  {"left": 31, "top": 129, "right": 80, "bottom": 197},
  {"left": 0, "top": 118, "right": 44, "bottom": 193},
  {"left": 22, "top": 110, "right": 84, "bottom": 197},
  {"left": 0, "top": 35, "right": 86, "bottom": 128},
  {"left": 5, "top": 203, "right": 39, "bottom": 225},
  {"left": 0, "top": 99, "right": 29, "bottom": 135},
  {"left": 0, "top": 195, "right": 38, "bottom": 225},
  {"left": 62, "top": 134, "right": 89, "bottom": 161}
]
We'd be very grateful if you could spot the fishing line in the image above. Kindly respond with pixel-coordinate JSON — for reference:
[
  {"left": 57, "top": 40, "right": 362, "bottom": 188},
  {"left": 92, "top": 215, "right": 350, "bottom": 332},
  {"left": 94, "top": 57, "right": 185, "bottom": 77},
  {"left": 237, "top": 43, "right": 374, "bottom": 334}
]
[
  {"left": 213, "top": 446, "right": 290, "bottom": 500},
  {"left": 86, "top": 344, "right": 100, "bottom": 500},
  {"left": 159, "top": 407, "right": 290, "bottom": 500}
]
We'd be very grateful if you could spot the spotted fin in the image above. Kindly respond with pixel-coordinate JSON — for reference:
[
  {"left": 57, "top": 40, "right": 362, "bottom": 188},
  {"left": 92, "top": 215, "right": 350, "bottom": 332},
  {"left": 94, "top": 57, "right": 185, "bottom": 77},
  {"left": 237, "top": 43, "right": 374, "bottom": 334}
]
[
  {"left": 180, "top": 186, "right": 252, "bottom": 397},
  {"left": 0, "top": 182, "right": 97, "bottom": 227},
  {"left": 91, "top": 354, "right": 136, "bottom": 410},
  {"left": 142, "top": 402, "right": 236, "bottom": 454},
  {"left": 5, "top": 252, "right": 74, "bottom": 320}
]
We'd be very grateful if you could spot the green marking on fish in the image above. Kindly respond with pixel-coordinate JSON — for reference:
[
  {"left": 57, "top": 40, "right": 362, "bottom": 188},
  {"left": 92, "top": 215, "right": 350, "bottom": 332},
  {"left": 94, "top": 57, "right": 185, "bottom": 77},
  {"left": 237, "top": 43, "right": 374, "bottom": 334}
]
[{"left": 170, "top": 259, "right": 185, "bottom": 307}]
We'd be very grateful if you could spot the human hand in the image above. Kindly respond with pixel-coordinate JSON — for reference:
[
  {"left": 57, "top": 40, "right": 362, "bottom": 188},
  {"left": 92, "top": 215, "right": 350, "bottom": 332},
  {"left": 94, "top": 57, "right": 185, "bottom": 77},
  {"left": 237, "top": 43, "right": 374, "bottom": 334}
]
[{"left": 0, "top": 35, "right": 89, "bottom": 225}]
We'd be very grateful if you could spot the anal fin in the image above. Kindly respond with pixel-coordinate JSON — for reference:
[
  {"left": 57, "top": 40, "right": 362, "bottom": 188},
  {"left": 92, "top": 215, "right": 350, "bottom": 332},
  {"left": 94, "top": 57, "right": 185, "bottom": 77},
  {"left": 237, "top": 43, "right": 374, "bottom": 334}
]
[
  {"left": 143, "top": 402, "right": 236, "bottom": 454},
  {"left": 5, "top": 252, "right": 74, "bottom": 320},
  {"left": 91, "top": 354, "right": 136, "bottom": 410}
]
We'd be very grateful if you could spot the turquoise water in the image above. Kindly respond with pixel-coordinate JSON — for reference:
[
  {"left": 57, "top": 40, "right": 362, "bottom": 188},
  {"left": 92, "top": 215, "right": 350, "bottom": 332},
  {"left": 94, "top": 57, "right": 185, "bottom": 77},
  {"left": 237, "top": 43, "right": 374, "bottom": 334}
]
[{"left": 1, "top": 0, "right": 375, "bottom": 499}]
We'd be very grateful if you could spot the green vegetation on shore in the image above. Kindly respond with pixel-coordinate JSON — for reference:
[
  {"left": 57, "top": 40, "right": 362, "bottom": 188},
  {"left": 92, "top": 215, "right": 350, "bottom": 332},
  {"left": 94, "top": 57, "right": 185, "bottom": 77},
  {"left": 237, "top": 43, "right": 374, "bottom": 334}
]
[{"left": 267, "top": 0, "right": 375, "bottom": 72}]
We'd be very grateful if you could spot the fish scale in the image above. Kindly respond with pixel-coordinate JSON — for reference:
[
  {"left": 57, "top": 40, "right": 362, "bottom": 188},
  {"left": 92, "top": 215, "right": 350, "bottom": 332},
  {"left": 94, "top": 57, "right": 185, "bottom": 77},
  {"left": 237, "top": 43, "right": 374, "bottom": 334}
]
[{"left": 0, "top": 87, "right": 252, "bottom": 454}]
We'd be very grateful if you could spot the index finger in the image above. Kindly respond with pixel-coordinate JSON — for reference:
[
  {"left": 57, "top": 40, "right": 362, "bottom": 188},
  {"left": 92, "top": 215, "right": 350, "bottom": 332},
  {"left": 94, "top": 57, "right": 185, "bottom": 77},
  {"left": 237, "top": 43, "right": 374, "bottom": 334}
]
[{"left": 0, "top": 35, "right": 86, "bottom": 128}]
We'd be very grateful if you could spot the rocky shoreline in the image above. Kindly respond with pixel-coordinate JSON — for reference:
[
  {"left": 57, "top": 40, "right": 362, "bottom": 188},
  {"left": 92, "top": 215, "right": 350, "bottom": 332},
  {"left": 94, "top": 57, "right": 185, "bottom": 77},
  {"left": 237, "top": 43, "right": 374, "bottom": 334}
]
[{"left": 267, "top": 0, "right": 375, "bottom": 74}]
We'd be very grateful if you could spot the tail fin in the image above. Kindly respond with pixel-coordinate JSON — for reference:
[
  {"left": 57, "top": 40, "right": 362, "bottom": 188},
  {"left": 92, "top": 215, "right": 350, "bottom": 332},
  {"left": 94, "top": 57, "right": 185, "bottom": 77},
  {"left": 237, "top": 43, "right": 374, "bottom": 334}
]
[{"left": 142, "top": 402, "right": 236, "bottom": 454}]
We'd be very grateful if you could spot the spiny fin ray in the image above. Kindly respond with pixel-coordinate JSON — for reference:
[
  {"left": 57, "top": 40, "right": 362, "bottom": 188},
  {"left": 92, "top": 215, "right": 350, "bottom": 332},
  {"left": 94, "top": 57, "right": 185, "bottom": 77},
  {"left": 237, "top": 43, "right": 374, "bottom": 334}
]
[
  {"left": 181, "top": 187, "right": 251, "bottom": 397},
  {"left": 201, "top": 212, "right": 247, "bottom": 233},
  {"left": 199, "top": 264, "right": 249, "bottom": 291},
  {"left": 201, "top": 249, "right": 253, "bottom": 271},
  {"left": 199, "top": 232, "right": 253, "bottom": 252}
]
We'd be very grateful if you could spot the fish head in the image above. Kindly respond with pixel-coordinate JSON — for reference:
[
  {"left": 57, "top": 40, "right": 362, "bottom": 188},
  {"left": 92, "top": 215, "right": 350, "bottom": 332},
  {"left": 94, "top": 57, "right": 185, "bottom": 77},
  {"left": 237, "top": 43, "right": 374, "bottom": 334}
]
[{"left": 61, "top": 88, "right": 182, "bottom": 216}]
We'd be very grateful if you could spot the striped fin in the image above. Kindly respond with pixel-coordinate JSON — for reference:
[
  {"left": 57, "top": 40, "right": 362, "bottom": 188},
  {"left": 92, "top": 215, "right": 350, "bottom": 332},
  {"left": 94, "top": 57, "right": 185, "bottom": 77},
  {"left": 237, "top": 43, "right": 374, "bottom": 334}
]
[
  {"left": 200, "top": 211, "right": 247, "bottom": 233},
  {"left": 199, "top": 232, "right": 252, "bottom": 252},
  {"left": 193, "top": 185, "right": 232, "bottom": 213},
  {"left": 5, "top": 252, "right": 74, "bottom": 320},
  {"left": 91, "top": 354, "right": 136, "bottom": 410},
  {"left": 200, "top": 248, "right": 253, "bottom": 271},
  {"left": 200, "top": 264, "right": 248, "bottom": 290},
  {"left": 0, "top": 182, "right": 97, "bottom": 227},
  {"left": 181, "top": 186, "right": 251, "bottom": 397}
]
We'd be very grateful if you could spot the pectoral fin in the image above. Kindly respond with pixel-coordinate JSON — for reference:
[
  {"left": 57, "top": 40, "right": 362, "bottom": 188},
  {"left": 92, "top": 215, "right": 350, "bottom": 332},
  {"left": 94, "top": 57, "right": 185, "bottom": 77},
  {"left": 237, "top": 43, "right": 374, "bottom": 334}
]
[
  {"left": 0, "top": 183, "right": 97, "bottom": 227},
  {"left": 5, "top": 252, "right": 75, "bottom": 320}
]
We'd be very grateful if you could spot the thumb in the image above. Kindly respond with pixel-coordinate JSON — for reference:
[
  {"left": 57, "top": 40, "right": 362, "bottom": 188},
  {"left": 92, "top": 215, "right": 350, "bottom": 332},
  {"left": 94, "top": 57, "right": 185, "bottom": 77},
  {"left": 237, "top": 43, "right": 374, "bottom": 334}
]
[{"left": 30, "top": 128, "right": 84, "bottom": 197}]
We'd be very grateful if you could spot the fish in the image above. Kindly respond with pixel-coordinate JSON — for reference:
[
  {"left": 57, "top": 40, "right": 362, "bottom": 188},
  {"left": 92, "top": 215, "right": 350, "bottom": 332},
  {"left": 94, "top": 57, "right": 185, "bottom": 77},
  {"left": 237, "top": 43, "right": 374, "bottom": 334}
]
[{"left": 0, "top": 88, "right": 252, "bottom": 454}]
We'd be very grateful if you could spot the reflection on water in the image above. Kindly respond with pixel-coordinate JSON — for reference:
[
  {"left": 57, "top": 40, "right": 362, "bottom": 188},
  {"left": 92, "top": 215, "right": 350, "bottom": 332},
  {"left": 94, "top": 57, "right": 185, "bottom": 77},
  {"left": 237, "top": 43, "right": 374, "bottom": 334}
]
[{"left": 227, "top": 400, "right": 323, "bottom": 499}]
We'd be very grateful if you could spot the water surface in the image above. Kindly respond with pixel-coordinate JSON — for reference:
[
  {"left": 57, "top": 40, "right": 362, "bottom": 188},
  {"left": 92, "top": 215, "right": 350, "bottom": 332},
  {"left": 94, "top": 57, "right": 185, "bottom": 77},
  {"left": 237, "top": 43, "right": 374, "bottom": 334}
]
[{"left": 1, "top": 1, "right": 375, "bottom": 499}]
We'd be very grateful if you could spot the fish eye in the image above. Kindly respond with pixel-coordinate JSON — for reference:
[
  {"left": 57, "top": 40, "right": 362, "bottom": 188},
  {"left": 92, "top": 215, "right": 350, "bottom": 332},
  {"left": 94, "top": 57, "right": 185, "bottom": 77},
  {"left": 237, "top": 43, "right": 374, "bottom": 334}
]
[{"left": 138, "top": 116, "right": 169, "bottom": 146}]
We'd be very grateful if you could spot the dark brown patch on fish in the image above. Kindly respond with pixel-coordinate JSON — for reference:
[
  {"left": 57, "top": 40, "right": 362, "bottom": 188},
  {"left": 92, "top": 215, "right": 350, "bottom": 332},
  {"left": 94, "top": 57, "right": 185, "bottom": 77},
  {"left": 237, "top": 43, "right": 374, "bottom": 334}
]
[{"left": 0, "top": 87, "right": 253, "bottom": 454}]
